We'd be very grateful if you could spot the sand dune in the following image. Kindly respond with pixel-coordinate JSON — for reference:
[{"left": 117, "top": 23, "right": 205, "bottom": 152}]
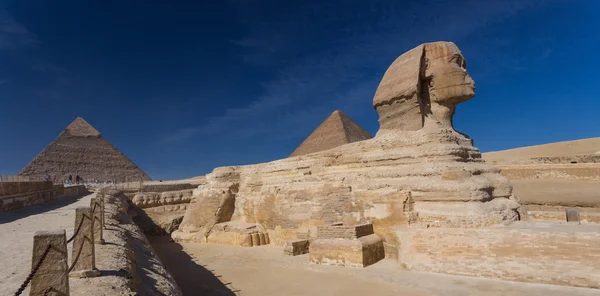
[
  {"left": 483, "top": 137, "right": 600, "bottom": 164},
  {"left": 483, "top": 138, "right": 600, "bottom": 207}
]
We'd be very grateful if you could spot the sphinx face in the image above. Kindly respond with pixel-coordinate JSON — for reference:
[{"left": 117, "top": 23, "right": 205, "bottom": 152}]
[{"left": 425, "top": 43, "right": 475, "bottom": 104}]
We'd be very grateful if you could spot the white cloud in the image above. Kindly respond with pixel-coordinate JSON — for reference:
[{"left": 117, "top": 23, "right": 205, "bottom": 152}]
[{"left": 0, "top": 9, "right": 38, "bottom": 50}]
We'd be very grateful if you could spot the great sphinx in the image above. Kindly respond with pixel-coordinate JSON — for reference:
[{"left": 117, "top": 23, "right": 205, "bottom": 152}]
[{"left": 173, "top": 42, "right": 525, "bottom": 257}]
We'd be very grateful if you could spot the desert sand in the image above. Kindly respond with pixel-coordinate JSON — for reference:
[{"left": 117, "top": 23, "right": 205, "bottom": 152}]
[
  {"left": 483, "top": 138, "right": 600, "bottom": 208},
  {"left": 148, "top": 236, "right": 598, "bottom": 296},
  {"left": 483, "top": 137, "right": 600, "bottom": 164}
]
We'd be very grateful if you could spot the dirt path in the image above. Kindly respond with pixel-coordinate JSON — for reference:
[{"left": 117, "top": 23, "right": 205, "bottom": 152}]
[
  {"left": 0, "top": 193, "right": 94, "bottom": 295},
  {"left": 148, "top": 236, "right": 599, "bottom": 296}
]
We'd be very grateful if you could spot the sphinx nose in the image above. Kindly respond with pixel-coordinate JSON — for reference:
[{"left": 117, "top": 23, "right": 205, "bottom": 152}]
[{"left": 465, "top": 74, "right": 474, "bottom": 85}]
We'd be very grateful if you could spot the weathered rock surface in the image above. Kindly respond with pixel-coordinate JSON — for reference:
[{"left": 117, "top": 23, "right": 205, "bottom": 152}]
[
  {"left": 96, "top": 189, "right": 183, "bottom": 295},
  {"left": 174, "top": 42, "right": 524, "bottom": 258},
  {"left": 130, "top": 189, "right": 194, "bottom": 234},
  {"left": 131, "top": 189, "right": 194, "bottom": 208}
]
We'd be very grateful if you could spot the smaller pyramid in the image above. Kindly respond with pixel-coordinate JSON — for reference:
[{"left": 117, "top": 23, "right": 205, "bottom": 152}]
[{"left": 290, "top": 110, "right": 373, "bottom": 157}]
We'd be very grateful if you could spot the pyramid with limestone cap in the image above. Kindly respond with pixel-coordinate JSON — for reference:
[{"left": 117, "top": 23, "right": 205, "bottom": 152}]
[
  {"left": 18, "top": 117, "right": 151, "bottom": 182},
  {"left": 290, "top": 110, "right": 373, "bottom": 157},
  {"left": 64, "top": 117, "right": 100, "bottom": 137}
]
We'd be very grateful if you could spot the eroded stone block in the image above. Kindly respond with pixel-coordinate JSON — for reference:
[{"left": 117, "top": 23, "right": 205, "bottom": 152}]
[
  {"left": 310, "top": 223, "right": 384, "bottom": 267},
  {"left": 566, "top": 208, "right": 580, "bottom": 223},
  {"left": 69, "top": 206, "right": 100, "bottom": 278},
  {"left": 30, "top": 230, "right": 70, "bottom": 296},
  {"left": 204, "top": 221, "right": 270, "bottom": 247},
  {"left": 284, "top": 239, "right": 310, "bottom": 256}
]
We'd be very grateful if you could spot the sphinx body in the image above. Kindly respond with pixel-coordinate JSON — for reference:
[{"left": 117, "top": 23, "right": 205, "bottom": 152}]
[{"left": 173, "top": 42, "right": 525, "bottom": 257}]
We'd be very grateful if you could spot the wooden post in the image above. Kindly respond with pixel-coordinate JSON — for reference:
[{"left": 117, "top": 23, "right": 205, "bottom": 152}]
[
  {"left": 69, "top": 207, "right": 100, "bottom": 278},
  {"left": 30, "top": 230, "right": 69, "bottom": 296}
]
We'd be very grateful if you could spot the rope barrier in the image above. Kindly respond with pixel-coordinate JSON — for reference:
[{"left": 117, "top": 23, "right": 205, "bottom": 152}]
[
  {"left": 13, "top": 244, "right": 52, "bottom": 296},
  {"left": 14, "top": 194, "right": 105, "bottom": 296},
  {"left": 15, "top": 194, "right": 105, "bottom": 296},
  {"left": 67, "top": 216, "right": 84, "bottom": 244},
  {"left": 67, "top": 202, "right": 98, "bottom": 244},
  {"left": 68, "top": 238, "right": 87, "bottom": 273}
]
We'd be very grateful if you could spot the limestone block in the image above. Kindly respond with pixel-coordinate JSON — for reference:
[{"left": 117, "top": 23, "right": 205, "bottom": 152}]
[
  {"left": 309, "top": 234, "right": 384, "bottom": 267},
  {"left": 251, "top": 233, "right": 260, "bottom": 246},
  {"left": 317, "top": 223, "right": 374, "bottom": 240},
  {"left": 30, "top": 230, "right": 69, "bottom": 296},
  {"left": 566, "top": 208, "right": 580, "bottom": 223},
  {"left": 70, "top": 207, "right": 100, "bottom": 278},
  {"left": 201, "top": 221, "right": 270, "bottom": 247},
  {"left": 284, "top": 239, "right": 310, "bottom": 256},
  {"left": 239, "top": 234, "right": 253, "bottom": 247}
]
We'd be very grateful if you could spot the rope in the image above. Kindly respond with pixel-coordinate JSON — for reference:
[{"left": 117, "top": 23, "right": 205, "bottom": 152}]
[
  {"left": 13, "top": 244, "right": 52, "bottom": 296},
  {"left": 91, "top": 202, "right": 100, "bottom": 227},
  {"left": 67, "top": 216, "right": 85, "bottom": 244},
  {"left": 68, "top": 238, "right": 86, "bottom": 273},
  {"left": 67, "top": 203, "right": 97, "bottom": 244}
]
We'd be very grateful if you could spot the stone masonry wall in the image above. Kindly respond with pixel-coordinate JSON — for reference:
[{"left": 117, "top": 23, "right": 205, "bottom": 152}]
[
  {"left": 0, "top": 185, "right": 87, "bottom": 212},
  {"left": 86, "top": 189, "right": 182, "bottom": 295},
  {"left": 141, "top": 183, "right": 197, "bottom": 193},
  {"left": 0, "top": 181, "right": 53, "bottom": 197},
  {"left": 401, "top": 222, "right": 600, "bottom": 288},
  {"left": 529, "top": 211, "right": 600, "bottom": 224}
]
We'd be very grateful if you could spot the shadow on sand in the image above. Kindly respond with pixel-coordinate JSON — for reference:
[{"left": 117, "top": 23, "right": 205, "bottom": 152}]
[
  {"left": 0, "top": 194, "right": 88, "bottom": 224},
  {"left": 148, "top": 236, "right": 238, "bottom": 296}
]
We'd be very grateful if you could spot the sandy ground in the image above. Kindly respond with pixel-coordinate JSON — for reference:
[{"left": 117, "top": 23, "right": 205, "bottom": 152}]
[
  {"left": 148, "top": 236, "right": 599, "bottom": 296},
  {"left": 483, "top": 137, "right": 600, "bottom": 162},
  {"left": 481, "top": 137, "right": 599, "bottom": 207},
  {"left": 0, "top": 193, "right": 94, "bottom": 296}
]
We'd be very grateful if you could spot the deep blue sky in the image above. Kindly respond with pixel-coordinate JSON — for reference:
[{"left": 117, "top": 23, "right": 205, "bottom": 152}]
[{"left": 1, "top": 0, "right": 598, "bottom": 180}]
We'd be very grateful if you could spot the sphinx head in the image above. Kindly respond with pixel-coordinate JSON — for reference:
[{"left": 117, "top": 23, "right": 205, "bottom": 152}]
[
  {"left": 373, "top": 41, "right": 475, "bottom": 131},
  {"left": 424, "top": 42, "right": 475, "bottom": 128}
]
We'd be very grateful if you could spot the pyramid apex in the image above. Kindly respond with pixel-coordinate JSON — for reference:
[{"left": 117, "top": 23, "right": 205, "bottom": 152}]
[
  {"left": 289, "top": 110, "right": 373, "bottom": 157},
  {"left": 65, "top": 117, "right": 101, "bottom": 137}
]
